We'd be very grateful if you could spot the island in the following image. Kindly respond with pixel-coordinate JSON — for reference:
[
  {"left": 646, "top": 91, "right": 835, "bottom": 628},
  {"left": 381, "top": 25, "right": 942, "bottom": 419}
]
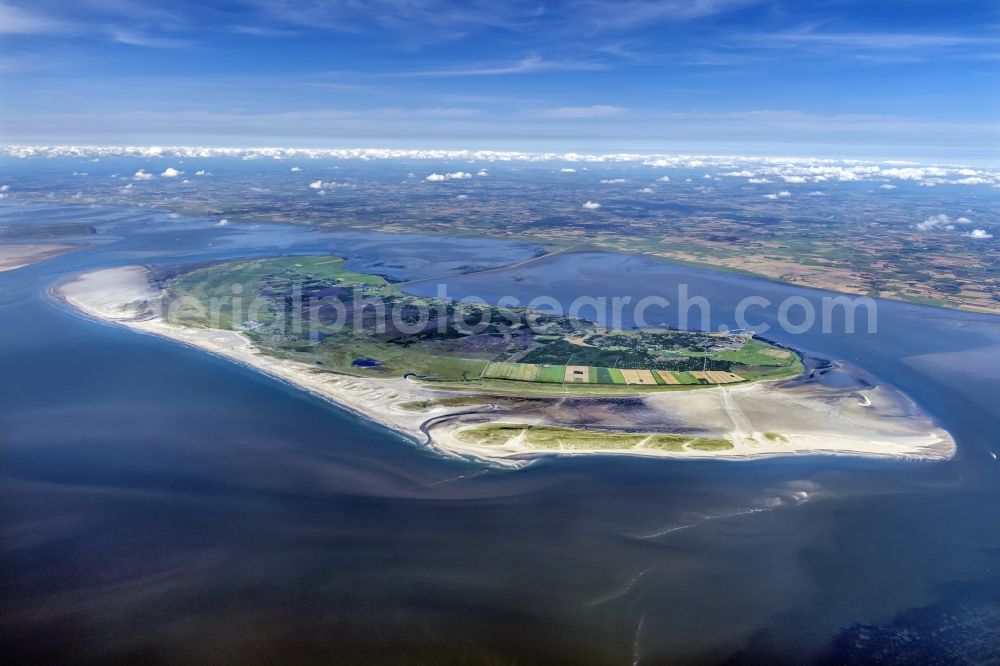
[{"left": 54, "top": 256, "right": 955, "bottom": 464}]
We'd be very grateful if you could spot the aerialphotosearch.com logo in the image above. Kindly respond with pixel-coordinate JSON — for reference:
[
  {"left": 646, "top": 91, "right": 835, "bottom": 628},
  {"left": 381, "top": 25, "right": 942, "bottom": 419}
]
[
  {"left": 428, "top": 284, "right": 879, "bottom": 336},
  {"left": 161, "top": 281, "right": 878, "bottom": 337}
]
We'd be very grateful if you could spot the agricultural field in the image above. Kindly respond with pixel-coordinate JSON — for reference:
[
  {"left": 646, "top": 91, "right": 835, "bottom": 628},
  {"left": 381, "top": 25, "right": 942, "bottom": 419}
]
[
  {"left": 165, "top": 255, "right": 802, "bottom": 389},
  {"left": 480, "top": 362, "right": 758, "bottom": 387}
]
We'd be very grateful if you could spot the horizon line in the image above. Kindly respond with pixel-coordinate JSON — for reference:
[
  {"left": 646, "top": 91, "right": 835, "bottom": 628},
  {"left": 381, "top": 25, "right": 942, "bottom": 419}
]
[{"left": 5, "top": 144, "right": 1000, "bottom": 170}]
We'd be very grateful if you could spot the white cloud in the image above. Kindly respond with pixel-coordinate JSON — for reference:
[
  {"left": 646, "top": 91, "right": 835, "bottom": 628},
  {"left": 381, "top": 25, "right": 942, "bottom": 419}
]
[
  {"left": 967, "top": 229, "right": 993, "bottom": 239},
  {"left": 217, "top": 218, "right": 229, "bottom": 226},
  {"left": 955, "top": 217, "right": 972, "bottom": 224},
  {"left": 6, "top": 146, "right": 1000, "bottom": 195},
  {"left": 407, "top": 55, "right": 607, "bottom": 78},
  {"left": 290, "top": 166, "right": 302, "bottom": 172},
  {"left": 0, "top": 185, "right": 9, "bottom": 192},
  {"left": 0, "top": 146, "right": 991, "bottom": 180},
  {"left": 915, "top": 214, "right": 953, "bottom": 231},
  {"left": 112, "top": 31, "right": 193, "bottom": 49},
  {"left": 639, "top": 187, "right": 655, "bottom": 193},
  {"left": 560, "top": 168, "right": 577, "bottom": 173},
  {"left": 533, "top": 105, "right": 627, "bottom": 118},
  {"left": 309, "top": 179, "right": 352, "bottom": 191},
  {"left": 477, "top": 169, "right": 488, "bottom": 176},
  {"left": 600, "top": 178, "right": 627, "bottom": 184},
  {"left": 161, "top": 167, "right": 182, "bottom": 177},
  {"left": 582, "top": 201, "right": 602, "bottom": 209},
  {"left": 759, "top": 27, "right": 993, "bottom": 51},
  {"left": 748, "top": 177, "right": 770, "bottom": 184},
  {"left": 133, "top": 169, "right": 154, "bottom": 180},
  {"left": 0, "top": 4, "right": 72, "bottom": 36},
  {"left": 195, "top": 169, "right": 209, "bottom": 176},
  {"left": 764, "top": 190, "right": 792, "bottom": 199},
  {"left": 657, "top": 175, "right": 670, "bottom": 182},
  {"left": 880, "top": 184, "right": 897, "bottom": 189},
  {"left": 426, "top": 171, "right": 471, "bottom": 181}
]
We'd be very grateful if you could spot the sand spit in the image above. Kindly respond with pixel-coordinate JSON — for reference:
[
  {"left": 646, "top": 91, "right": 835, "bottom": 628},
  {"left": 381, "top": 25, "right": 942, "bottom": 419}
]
[
  {"left": 56, "top": 266, "right": 956, "bottom": 465},
  {"left": 0, "top": 243, "right": 80, "bottom": 272}
]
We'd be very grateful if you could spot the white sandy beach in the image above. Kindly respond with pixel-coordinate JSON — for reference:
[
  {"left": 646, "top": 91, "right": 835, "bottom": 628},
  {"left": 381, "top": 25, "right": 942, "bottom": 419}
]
[
  {"left": 428, "top": 382, "right": 954, "bottom": 462},
  {"left": 56, "top": 265, "right": 956, "bottom": 464}
]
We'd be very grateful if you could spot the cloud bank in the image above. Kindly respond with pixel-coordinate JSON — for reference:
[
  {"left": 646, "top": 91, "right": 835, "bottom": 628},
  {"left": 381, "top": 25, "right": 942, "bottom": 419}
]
[{"left": 4, "top": 146, "right": 998, "bottom": 189}]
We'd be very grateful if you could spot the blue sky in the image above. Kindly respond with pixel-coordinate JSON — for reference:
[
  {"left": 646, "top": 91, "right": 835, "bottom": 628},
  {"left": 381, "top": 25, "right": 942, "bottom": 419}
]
[{"left": 1, "top": 0, "right": 998, "bottom": 161}]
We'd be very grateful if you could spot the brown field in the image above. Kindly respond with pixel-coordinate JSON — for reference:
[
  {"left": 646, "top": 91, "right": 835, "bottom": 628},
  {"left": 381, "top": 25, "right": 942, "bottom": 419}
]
[
  {"left": 564, "top": 365, "right": 590, "bottom": 383},
  {"left": 690, "top": 370, "right": 745, "bottom": 384},
  {"left": 655, "top": 370, "right": 680, "bottom": 385},
  {"left": 764, "top": 348, "right": 792, "bottom": 359},
  {"left": 621, "top": 369, "right": 658, "bottom": 385}
]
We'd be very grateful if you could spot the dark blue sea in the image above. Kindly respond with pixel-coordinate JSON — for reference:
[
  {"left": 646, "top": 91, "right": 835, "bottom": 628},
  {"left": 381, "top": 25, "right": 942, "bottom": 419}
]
[{"left": 2, "top": 202, "right": 999, "bottom": 663}]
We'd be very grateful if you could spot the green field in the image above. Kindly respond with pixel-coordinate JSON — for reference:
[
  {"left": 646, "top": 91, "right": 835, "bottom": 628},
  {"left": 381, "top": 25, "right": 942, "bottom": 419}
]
[
  {"left": 672, "top": 371, "right": 700, "bottom": 385},
  {"left": 537, "top": 365, "right": 566, "bottom": 383}
]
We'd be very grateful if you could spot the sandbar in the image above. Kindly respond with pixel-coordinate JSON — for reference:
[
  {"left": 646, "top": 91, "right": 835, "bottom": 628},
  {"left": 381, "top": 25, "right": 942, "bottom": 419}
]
[{"left": 0, "top": 243, "right": 79, "bottom": 272}]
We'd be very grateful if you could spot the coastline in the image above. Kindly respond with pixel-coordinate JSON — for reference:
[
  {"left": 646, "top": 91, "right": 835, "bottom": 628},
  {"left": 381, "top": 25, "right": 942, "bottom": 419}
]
[
  {"left": 54, "top": 265, "right": 957, "bottom": 465},
  {"left": 52, "top": 265, "right": 434, "bottom": 444}
]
